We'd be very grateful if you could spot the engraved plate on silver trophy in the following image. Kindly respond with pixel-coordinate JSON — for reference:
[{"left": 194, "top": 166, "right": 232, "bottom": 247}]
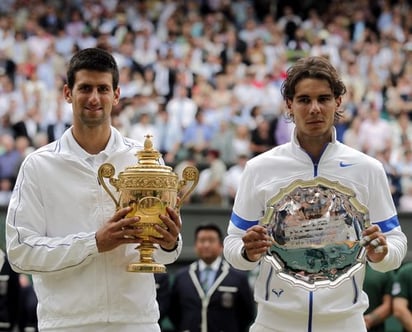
[{"left": 260, "top": 177, "right": 370, "bottom": 290}]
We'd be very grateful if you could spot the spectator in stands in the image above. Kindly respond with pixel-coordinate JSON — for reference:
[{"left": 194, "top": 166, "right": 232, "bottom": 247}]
[
  {"left": 18, "top": 274, "right": 38, "bottom": 332},
  {"left": 277, "top": 5, "right": 302, "bottom": 44},
  {"left": 391, "top": 111, "right": 412, "bottom": 161},
  {"left": 392, "top": 262, "right": 412, "bottom": 331},
  {"left": 0, "top": 257, "right": 20, "bottom": 332},
  {"left": 209, "top": 121, "right": 236, "bottom": 166},
  {"left": 153, "top": 107, "right": 183, "bottom": 164},
  {"left": 209, "top": 72, "right": 233, "bottom": 115},
  {"left": 0, "top": 0, "right": 411, "bottom": 218},
  {"left": 181, "top": 108, "right": 215, "bottom": 164},
  {"left": 232, "top": 69, "right": 262, "bottom": 119},
  {"left": 169, "top": 223, "right": 255, "bottom": 332},
  {"left": 375, "top": 146, "right": 403, "bottom": 209},
  {"left": 0, "top": 50, "right": 16, "bottom": 86},
  {"left": 152, "top": 54, "right": 177, "bottom": 103},
  {"left": 128, "top": 111, "right": 156, "bottom": 143},
  {"left": 231, "top": 124, "right": 252, "bottom": 160},
  {"left": 248, "top": 105, "right": 265, "bottom": 131},
  {"left": 357, "top": 103, "right": 392, "bottom": 156},
  {"left": 46, "top": 100, "right": 71, "bottom": 143},
  {"left": 121, "top": 93, "right": 158, "bottom": 126},
  {"left": 270, "top": 107, "right": 294, "bottom": 145},
  {"left": 166, "top": 84, "right": 197, "bottom": 130},
  {"left": 343, "top": 115, "right": 363, "bottom": 151},
  {"left": 301, "top": 8, "right": 324, "bottom": 43},
  {"left": 220, "top": 27, "right": 247, "bottom": 69},
  {"left": 193, "top": 149, "right": 227, "bottom": 205},
  {"left": 154, "top": 273, "right": 171, "bottom": 330},
  {"left": 250, "top": 118, "right": 276, "bottom": 156},
  {"left": 0, "top": 133, "right": 22, "bottom": 189},
  {"left": 396, "top": 148, "right": 412, "bottom": 212},
  {"left": 363, "top": 264, "right": 395, "bottom": 332},
  {"left": 222, "top": 153, "right": 248, "bottom": 205}
]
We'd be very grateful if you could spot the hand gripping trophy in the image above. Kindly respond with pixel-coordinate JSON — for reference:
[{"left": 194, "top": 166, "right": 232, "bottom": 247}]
[{"left": 98, "top": 135, "right": 199, "bottom": 273}]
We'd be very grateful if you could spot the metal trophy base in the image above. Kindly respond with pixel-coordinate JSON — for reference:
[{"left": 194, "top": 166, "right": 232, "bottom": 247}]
[
  {"left": 126, "top": 242, "right": 167, "bottom": 273},
  {"left": 127, "top": 262, "right": 166, "bottom": 273}
]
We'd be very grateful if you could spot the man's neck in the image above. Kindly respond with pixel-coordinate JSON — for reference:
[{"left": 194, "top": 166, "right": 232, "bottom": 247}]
[{"left": 71, "top": 126, "right": 111, "bottom": 155}]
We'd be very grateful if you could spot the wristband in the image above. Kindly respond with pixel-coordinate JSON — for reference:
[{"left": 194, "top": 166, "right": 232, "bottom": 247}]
[
  {"left": 161, "top": 238, "right": 179, "bottom": 252},
  {"left": 241, "top": 246, "right": 254, "bottom": 262}
]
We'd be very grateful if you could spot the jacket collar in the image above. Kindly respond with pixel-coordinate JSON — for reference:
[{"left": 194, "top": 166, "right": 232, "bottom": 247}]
[
  {"left": 198, "top": 256, "right": 223, "bottom": 273},
  {"left": 56, "top": 126, "right": 139, "bottom": 162},
  {"left": 290, "top": 126, "right": 338, "bottom": 161},
  {"left": 291, "top": 126, "right": 337, "bottom": 148}
]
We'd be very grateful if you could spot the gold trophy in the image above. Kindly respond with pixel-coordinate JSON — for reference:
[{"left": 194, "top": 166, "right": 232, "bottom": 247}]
[{"left": 98, "top": 135, "right": 199, "bottom": 273}]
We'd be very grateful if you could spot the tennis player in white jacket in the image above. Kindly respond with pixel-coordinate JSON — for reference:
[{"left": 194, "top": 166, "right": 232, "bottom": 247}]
[
  {"left": 6, "top": 48, "right": 182, "bottom": 332},
  {"left": 224, "top": 56, "right": 407, "bottom": 332}
]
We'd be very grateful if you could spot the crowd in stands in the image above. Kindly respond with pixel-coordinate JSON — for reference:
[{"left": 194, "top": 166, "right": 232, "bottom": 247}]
[
  {"left": 0, "top": 0, "right": 411, "bottom": 211},
  {"left": 1, "top": 1, "right": 412, "bottom": 331}
]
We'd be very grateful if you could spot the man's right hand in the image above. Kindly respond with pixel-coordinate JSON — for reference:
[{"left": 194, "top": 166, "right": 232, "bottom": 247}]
[
  {"left": 241, "top": 225, "right": 272, "bottom": 262},
  {"left": 95, "top": 207, "right": 143, "bottom": 252}
]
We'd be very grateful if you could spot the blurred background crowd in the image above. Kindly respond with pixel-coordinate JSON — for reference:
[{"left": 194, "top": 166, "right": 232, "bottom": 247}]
[
  {"left": 0, "top": 0, "right": 412, "bottom": 331},
  {"left": 0, "top": 0, "right": 411, "bottom": 210}
]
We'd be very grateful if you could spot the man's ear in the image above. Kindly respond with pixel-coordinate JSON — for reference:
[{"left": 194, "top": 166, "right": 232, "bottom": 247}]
[
  {"left": 336, "top": 96, "right": 342, "bottom": 108},
  {"left": 113, "top": 87, "right": 120, "bottom": 105},
  {"left": 63, "top": 85, "right": 72, "bottom": 103}
]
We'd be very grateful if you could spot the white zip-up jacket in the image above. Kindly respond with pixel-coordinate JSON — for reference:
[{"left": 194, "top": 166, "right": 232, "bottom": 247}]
[
  {"left": 6, "top": 127, "right": 182, "bottom": 330},
  {"left": 224, "top": 128, "right": 407, "bottom": 332}
]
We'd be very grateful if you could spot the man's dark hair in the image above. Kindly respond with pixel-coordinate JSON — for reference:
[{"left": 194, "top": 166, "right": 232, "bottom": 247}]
[
  {"left": 195, "top": 223, "right": 223, "bottom": 244},
  {"left": 281, "top": 56, "right": 347, "bottom": 122},
  {"left": 66, "top": 47, "right": 119, "bottom": 90}
]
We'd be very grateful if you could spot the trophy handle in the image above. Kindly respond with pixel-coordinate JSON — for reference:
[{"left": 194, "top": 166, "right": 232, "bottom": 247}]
[
  {"left": 97, "top": 163, "right": 120, "bottom": 209},
  {"left": 176, "top": 165, "right": 199, "bottom": 210}
]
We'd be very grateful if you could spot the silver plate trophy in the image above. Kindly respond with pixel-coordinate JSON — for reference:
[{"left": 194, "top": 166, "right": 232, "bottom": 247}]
[{"left": 260, "top": 177, "right": 370, "bottom": 290}]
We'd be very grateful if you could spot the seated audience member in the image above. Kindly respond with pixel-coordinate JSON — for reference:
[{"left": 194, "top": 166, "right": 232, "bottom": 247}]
[
  {"left": 222, "top": 153, "right": 248, "bottom": 205},
  {"left": 193, "top": 149, "right": 227, "bottom": 205},
  {"left": 0, "top": 257, "right": 20, "bottom": 331},
  {"left": 363, "top": 263, "right": 395, "bottom": 332},
  {"left": 392, "top": 263, "right": 412, "bottom": 331}
]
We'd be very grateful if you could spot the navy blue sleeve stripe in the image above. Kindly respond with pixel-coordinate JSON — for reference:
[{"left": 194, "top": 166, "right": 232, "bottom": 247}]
[
  {"left": 374, "top": 215, "right": 400, "bottom": 233},
  {"left": 231, "top": 211, "right": 259, "bottom": 230}
]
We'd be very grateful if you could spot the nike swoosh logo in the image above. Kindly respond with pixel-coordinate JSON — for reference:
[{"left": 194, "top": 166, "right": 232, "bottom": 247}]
[{"left": 339, "top": 161, "right": 355, "bottom": 167}]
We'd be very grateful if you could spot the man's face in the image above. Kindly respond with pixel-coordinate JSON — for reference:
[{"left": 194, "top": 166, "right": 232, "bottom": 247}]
[
  {"left": 287, "top": 78, "right": 341, "bottom": 142},
  {"left": 195, "top": 229, "right": 223, "bottom": 264},
  {"left": 63, "top": 70, "right": 120, "bottom": 128}
]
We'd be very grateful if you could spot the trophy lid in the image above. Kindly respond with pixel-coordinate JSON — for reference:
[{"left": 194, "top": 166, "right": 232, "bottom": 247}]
[
  {"left": 97, "top": 134, "right": 199, "bottom": 209},
  {"left": 122, "top": 135, "right": 175, "bottom": 175},
  {"left": 136, "top": 135, "right": 162, "bottom": 165}
]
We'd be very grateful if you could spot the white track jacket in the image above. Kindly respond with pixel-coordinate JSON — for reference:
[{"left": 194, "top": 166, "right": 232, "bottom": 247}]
[
  {"left": 224, "top": 128, "right": 407, "bottom": 332},
  {"left": 6, "top": 127, "right": 182, "bottom": 330}
]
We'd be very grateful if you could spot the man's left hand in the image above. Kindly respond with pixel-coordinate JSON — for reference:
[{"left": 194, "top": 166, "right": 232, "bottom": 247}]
[
  {"left": 360, "top": 225, "right": 388, "bottom": 263},
  {"left": 152, "top": 206, "right": 181, "bottom": 251}
]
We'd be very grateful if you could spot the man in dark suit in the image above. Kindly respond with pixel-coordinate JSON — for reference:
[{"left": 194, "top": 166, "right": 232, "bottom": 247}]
[
  {"left": 0, "top": 256, "right": 20, "bottom": 331},
  {"left": 169, "top": 223, "right": 255, "bottom": 332},
  {"left": 46, "top": 105, "right": 71, "bottom": 143},
  {"left": 154, "top": 273, "right": 171, "bottom": 329}
]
